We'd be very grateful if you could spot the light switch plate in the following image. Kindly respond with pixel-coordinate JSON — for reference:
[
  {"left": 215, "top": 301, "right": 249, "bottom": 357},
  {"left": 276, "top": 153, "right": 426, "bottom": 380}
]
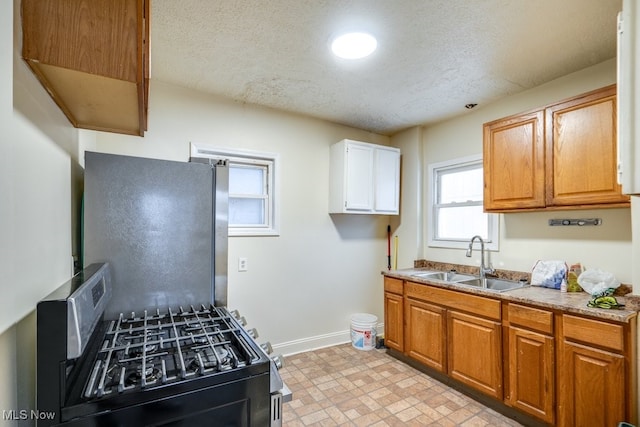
[{"left": 238, "top": 257, "right": 248, "bottom": 272}]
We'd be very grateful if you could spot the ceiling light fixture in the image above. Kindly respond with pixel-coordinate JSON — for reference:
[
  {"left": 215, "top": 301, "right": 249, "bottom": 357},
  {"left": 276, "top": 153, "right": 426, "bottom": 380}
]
[{"left": 331, "top": 32, "right": 377, "bottom": 59}]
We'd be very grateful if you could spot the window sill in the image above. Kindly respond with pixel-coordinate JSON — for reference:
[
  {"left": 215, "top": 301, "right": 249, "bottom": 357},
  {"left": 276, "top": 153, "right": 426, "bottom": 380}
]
[
  {"left": 229, "top": 229, "right": 280, "bottom": 237},
  {"left": 428, "top": 239, "right": 499, "bottom": 251}
]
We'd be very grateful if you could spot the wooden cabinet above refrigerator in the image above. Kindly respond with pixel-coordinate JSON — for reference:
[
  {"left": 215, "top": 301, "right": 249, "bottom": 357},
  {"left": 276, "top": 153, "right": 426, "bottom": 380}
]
[{"left": 21, "top": 0, "right": 149, "bottom": 136}]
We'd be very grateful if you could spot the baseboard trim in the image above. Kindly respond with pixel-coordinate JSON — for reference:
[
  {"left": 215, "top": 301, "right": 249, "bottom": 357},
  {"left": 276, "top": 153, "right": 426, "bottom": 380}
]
[{"left": 273, "top": 322, "right": 384, "bottom": 356}]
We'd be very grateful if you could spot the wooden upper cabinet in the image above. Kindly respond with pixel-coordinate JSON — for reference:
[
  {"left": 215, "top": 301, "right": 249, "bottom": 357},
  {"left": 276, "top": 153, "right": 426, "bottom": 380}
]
[
  {"left": 483, "top": 110, "right": 545, "bottom": 211},
  {"left": 21, "top": 0, "right": 149, "bottom": 136},
  {"left": 546, "top": 85, "right": 628, "bottom": 207},
  {"left": 483, "top": 85, "right": 630, "bottom": 212}
]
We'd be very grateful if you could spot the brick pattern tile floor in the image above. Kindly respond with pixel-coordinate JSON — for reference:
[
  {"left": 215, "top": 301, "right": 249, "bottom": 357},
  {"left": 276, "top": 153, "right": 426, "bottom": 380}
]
[{"left": 279, "top": 343, "right": 523, "bottom": 426}]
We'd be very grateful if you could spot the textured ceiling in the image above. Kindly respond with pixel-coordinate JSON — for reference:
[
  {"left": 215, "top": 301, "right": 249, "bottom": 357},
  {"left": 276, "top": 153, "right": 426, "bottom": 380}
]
[{"left": 150, "top": 0, "right": 622, "bottom": 136}]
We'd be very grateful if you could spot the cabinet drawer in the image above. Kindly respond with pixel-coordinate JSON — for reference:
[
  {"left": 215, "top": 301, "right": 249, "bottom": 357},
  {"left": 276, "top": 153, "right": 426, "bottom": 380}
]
[
  {"left": 384, "top": 277, "right": 403, "bottom": 295},
  {"left": 507, "top": 303, "right": 553, "bottom": 335},
  {"left": 405, "top": 281, "right": 501, "bottom": 321},
  {"left": 563, "top": 315, "right": 624, "bottom": 352}
]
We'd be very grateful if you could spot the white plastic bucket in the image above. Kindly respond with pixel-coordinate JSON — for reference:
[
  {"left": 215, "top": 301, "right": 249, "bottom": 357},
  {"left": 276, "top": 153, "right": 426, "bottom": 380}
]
[{"left": 350, "top": 313, "right": 377, "bottom": 351}]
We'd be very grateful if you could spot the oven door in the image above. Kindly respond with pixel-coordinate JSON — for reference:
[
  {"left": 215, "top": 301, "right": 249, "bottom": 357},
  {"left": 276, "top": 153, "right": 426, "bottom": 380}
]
[{"left": 59, "top": 372, "right": 270, "bottom": 426}]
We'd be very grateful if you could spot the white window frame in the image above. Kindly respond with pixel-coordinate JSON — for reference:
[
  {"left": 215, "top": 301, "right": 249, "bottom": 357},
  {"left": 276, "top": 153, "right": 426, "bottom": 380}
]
[
  {"left": 427, "top": 154, "right": 499, "bottom": 250},
  {"left": 190, "top": 143, "right": 280, "bottom": 237}
]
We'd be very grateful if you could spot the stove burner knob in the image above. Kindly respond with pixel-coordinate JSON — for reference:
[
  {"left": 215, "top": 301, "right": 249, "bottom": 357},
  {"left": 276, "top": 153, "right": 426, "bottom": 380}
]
[
  {"left": 246, "top": 328, "right": 259, "bottom": 339},
  {"left": 230, "top": 309, "right": 241, "bottom": 319},
  {"left": 271, "top": 354, "right": 284, "bottom": 370},
  {"left": 260, "top": 342, "right": 273, "bottom": 354},
  {"left": 237, "top": 316, "right": 247, "bottom": 326}
]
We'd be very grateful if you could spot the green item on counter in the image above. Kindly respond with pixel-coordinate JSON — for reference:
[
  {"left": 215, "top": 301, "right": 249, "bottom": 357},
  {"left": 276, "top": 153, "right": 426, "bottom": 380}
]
[{"left": 587, "top": 293, "right": 625, "bottom": 309}]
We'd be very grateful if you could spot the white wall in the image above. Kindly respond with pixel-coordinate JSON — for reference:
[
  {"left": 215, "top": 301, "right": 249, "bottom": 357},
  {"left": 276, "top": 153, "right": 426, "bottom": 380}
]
[
  {"left": 91, "top": 81, "right": 393, "bottom": 354},
  {"left": 417, "top": 59, "right": 633, "bottom": 283},
  {"left": 389, "top": 126, "right": 423, "bottom": 268},
  {"left": 1, "top": 0, "right": 78, "bottom": 424}
]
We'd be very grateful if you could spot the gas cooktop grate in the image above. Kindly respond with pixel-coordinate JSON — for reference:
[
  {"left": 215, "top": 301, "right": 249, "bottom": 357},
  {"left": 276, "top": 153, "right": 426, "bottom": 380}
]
[{"left": 83, "top": 305, "right": 261, "bottom": 400}]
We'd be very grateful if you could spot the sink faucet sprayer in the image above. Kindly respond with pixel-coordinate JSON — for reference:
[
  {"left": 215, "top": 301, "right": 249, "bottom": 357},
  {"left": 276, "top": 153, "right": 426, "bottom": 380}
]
[{"left": 466, "top": 235, "right": 495, "bottom": 279}]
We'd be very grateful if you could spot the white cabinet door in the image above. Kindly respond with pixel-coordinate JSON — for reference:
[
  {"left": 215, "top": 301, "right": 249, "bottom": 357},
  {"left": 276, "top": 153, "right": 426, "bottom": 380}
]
[
  {"left": 345, "top": 143, "right": 374, "bottom": 211},
  {"left": 374, "top": 147, "right": 400, "bottom": 213}
]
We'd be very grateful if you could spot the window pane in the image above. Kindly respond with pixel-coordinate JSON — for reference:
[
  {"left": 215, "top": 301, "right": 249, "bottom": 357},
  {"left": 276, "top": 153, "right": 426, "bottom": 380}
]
[
  {"left": 436, "top": 205, "right": 489, "bottom": 240},
  {"left": 428, "top": 156, "right": 498, "bottom": 250},
  {"left": 190, "top": 144, "right": 278, "bottom": 236},
  {"left": 229, "top": 198, "right": 265, "bottom": 225},
  {"left": 439, "top": 168, "right": 483, "bottom": 203},
  {"left": 229, "top": 165, "right": 265, "bottom": 195}
]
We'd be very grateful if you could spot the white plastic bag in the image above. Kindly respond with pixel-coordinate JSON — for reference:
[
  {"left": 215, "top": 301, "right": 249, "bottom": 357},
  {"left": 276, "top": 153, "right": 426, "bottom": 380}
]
[
  {"left": 531, "top": 260, "right": 567, "bottom": 289},
  {"left": 578, "top": 269, "right": 620, "bottom": 296}
]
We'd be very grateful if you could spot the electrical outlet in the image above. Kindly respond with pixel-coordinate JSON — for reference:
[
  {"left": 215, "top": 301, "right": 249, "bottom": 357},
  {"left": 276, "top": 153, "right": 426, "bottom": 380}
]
[{"left": 238, "top": 257, "right": 248, "bottom": 272}]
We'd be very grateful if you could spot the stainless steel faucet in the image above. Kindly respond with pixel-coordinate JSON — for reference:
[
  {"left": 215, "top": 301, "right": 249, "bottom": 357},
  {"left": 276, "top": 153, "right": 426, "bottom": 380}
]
[{"left": 466, "top": 235, "right": 495, "bottom": 279}]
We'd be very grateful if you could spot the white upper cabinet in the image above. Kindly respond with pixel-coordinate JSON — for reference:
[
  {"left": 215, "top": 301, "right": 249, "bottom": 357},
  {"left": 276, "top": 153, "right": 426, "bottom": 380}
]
[{"left": 329, "top": 139, "right": 400, "bottom": 214}]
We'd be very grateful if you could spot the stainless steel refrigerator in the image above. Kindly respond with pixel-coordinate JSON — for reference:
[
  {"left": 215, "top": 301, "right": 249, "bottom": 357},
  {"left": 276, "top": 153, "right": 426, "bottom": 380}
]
[{"left": 83, "top": 151, "right": 228, "bottom": 319}]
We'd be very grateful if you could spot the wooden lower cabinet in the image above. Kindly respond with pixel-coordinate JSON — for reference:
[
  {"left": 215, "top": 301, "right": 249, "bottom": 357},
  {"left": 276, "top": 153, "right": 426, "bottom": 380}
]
[
  {"left": 558, "top": 341, "right": 625, "bottom": 427},
  {"left": 557, "top": 314, "right": 633, "bottom": 427},
  {"left": 383, "top": 276, "right": 404, "bottom": 352},
  {"left": 448, "top": 310, "right": 503, "bottom": 399},
  {"left": 506, "top": 326, "right": 555, "bottom": 423},
  {"left": 403, "top": 281, "right": 503, "bottom": 398},
  {"left": 405, "top": 298, "right": 446, "bottom": 371},
  {"left": 383, "top": 278, "right": 637, "bottom": 426},
  {"left": 384, "top": 291, "right": 404, "bottom": 351},
  {"left": 504, "top": 303, "right": 555, "bottom": 424}
]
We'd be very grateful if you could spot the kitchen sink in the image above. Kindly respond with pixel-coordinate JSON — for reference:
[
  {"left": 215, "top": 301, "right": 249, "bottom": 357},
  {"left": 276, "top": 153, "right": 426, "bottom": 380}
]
[
  {"left": 457, "top": 277, "right": 528, "bottom": 293},
  {"left": 411, "top": 271, "right": 477, "bottom": 283}
]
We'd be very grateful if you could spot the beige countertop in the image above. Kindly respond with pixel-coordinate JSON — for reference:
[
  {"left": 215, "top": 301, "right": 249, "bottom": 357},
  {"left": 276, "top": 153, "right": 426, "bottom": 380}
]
[{"left": 383, "top": 268, "right": 638, "bottom": 323}]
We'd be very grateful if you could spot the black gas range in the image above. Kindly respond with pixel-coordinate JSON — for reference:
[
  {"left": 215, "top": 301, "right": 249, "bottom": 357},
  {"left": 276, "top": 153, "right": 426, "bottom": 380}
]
[{"left": 36, "top": 263, "right": 287, "bottom": 426}]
